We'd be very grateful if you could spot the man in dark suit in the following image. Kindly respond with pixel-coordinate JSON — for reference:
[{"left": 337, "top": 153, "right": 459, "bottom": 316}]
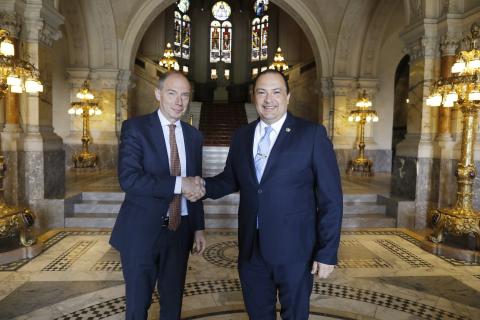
[
  {"left": 110, "top": 71, "right": 206, "bottom": 320},
  {"left": 204, "top": 70, "right": 343, "bottom": 319}
]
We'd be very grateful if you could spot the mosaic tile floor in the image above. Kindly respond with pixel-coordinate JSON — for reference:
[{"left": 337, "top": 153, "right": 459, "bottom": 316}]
[{"left": 0, "top": 229, "right": 479, "bottom": 320}]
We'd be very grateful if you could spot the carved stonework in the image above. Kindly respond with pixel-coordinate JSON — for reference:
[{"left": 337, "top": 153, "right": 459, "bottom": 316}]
[
  {"left": 422, "top": 36, "right": 438, "bottom": 59},
  {"left": 440, "top": 36, "right": 459, "bottom": 56},
  {"left": 409, "top": 0, "right": 423, "bottom": 23},
  {"left": 0, "top": 11, "right": 21, "bottom": 37},
  {"left": 403, "top": 39, "right": 424, "bottom": 61}
]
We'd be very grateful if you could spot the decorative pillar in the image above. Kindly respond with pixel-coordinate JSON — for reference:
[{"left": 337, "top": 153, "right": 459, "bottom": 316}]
[
  {"left": 395, "top": 18, "right": 440, "bottom": 229},
  {"left": 330, "top": 77, "right": 357, "bottom": 172},
  {"left": 20, "top": 1, "right": 65, "bottom": 229},
  {"left": 437, "top": 36, "right": 459, "bottom": 207},
  {"left": 0, "top": 10, "right": 22, "bottom": 205}
]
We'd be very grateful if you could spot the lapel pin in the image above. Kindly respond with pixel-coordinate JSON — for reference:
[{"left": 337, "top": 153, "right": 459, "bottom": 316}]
[{"left": 286, "top": 128, "right": 291, "bottom": 133}]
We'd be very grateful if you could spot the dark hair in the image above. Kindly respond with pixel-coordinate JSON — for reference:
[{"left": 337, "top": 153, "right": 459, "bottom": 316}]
[
  {"left": 252, "top": 69, "right": 290, "bottom": 94},
  {"left": 158, "top": 71, "right": 189, "bottom": 90}
]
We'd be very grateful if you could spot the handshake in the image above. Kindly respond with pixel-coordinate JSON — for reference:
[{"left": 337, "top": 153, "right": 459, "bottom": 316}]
[{"left": 181, "top": 176, "right": 205, "bottom": 202}]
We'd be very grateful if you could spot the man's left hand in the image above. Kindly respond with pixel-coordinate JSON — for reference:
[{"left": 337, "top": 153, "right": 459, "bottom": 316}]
[
  {"left": 192, "top": 230, "right": 206, "bottom": 255},
  {"left": 311, "top": 261, "right": 334, "bottom": 279}
]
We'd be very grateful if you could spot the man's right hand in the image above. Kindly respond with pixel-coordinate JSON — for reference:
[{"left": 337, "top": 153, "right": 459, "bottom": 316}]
[{"left": 182, "top": 176, "right": 205, "bottom": 202}]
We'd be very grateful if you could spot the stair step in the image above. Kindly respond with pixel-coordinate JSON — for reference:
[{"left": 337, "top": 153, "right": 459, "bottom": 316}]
[
  {"left": 82, "top": 192, "right": 125, "bottom": 201},
  {"left": 341, "top": 214, "right": 396, "bottom": 228},
  {"left": 65, "top": 216, "right": 117, "bottom": 228},
  {"left": 73, "top": 201, "right": 121, "bottom": 214}
]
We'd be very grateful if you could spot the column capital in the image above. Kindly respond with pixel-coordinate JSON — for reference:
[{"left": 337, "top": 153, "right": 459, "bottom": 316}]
[
  {"left": 440, "top": 36, "right": 459, "bottom": 56},
  {"left": 0, "top": 10, "right": 21, "bottom": 37},
  {"left": 22, "top": 1, "right": 64, "bottom": 47},
  {"left": 331, "top": 77, "right": 357, "bottom": 97}
]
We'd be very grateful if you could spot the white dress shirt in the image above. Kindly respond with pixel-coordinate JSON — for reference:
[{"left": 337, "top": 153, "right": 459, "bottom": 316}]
[
  {"left": 252, "top": 112, "right": 287, "bottom": 160},
  {"left": 157, "top": 109, "right": 188, "bottom": 216}
]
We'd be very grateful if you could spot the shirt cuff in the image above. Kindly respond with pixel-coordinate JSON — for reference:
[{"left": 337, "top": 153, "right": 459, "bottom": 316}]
[{"left": 174, "top": 176, "right": 182, "bottom": 194}]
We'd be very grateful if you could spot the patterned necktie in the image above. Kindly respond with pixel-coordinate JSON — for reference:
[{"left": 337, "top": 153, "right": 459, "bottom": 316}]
[
  {"left": 168, "top": 124, "right": 181, "bottom": 231},
  {"left": 254, "top": 126, "right": 273, "bottom": 182}
]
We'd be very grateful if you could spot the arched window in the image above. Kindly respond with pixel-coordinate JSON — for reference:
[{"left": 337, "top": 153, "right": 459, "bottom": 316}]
[
  {"left": 210, "top": 1, "right": 232, "bottom": 63},
  {"left": 251, "top": 0, "right": 269, "bottom": 61},
  {"left": 174, "top": 0, "right": 191, "bottom": 59}
]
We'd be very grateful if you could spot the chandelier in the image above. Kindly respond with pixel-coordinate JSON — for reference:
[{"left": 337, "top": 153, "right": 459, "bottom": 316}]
[
  {"left": 69, "top": 80, "right": 102, "bottom": 168},
  {"left": 0, "top": 29, "right": 43, "bottom": 98},
  {"left": 159, "top": 43, "right": 179, "bottom": 70},
  {"left": 346, "top": 90, "right": 379, "bottom": 176},
  {"left": 269, "top": 47, "right": 289, "bottom": 72},
  {"left": 426, "top": 23, "right": 480, "bottom": 248}
]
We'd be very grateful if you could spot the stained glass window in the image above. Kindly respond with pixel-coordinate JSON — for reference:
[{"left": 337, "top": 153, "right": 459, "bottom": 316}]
[
  {"left": 212, "top": 1, "right": 231, "bottom": 21},
  {"left": 251, "top": 16, "right": 268, "bottom": 61},
  {"left": 254, "top": 0, "right": 269, "bottom": 17},
  {"left": 177, "top": 0, "right": 189, "bottom": 13},
  {"left": 210, "top": 2, "right": 232, "bottom": 63},
  {"left": 174, "top": 1, "right": 191, "bottom": 59}
]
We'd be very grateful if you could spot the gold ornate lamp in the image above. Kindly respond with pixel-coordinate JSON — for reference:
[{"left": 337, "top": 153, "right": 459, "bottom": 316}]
[
  {"left": 159, "top": 43, "right": 179, "bottom": 71},
  {"left": 0, "top": 29, "right": 37, "bottom": 248},
  {"left": 346, "top": 90, "right": 379, "bottom": 176},
  {"left": 68, "top": 80, "right": 102, "bottom": 168},
  {"left": 427, "top": 23, "right": 480, "bottom": 249},
  {"left": 269, "top": 47, "right": 289, "bottom": 72},
  {"left": 0, "top": 28, "right": 43, "bottom": 98}
]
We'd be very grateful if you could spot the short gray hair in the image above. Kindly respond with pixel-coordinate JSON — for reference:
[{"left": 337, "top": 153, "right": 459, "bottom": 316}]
[{"left": 158, "top": 71, "right": 189, "bottom": 90}]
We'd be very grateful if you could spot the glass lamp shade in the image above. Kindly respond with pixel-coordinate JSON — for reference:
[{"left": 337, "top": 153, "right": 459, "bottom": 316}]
[
  {"left": 348, "top": 115, "right": 353, "bottom": 122},
  {"left": 468, "top": 90, "right": 480, "bottom": 101},
  {"left": 7, "top": 75, "right": 21, "bottom": 86},
  {"left": 451, "top": 59, "right": 466, "bottom": 74},
  {"left": 95, "top": 109, "right": 102, "bottom": 116},
  {"left": 75, "top": 108, "right": 83, "bottom": 115},
  {"left": 366, "top": 115, "right": 372, "bottom": 122},
  {"left": 76, "top": 92, "right": 85, "bottom": 99},
  {"left": 355, "top": 115, "right": 361, "bottom": 122},
  {"left": 0, "top": 39, "right": 14, "bottom": 56},
  {"left": 373, "top": 115, "right": 379, "bottom": 122},
  {"left": 467, "top": 58, "right": 480, "bottom": 70},
  {"left": 443, "top": 99, "right": 454, "bottom": 107},
  {"left": 427, "top": 94, "right": 443, "bottom": 107},
  {"left": 10, "top": 85, "right": 23, "bottom": 93},
  {"left": 68, "top": 107, "right": 76, "bottom": 115},
  {"left": 446, "top": 91, "right": 458, "bottom": 102}
]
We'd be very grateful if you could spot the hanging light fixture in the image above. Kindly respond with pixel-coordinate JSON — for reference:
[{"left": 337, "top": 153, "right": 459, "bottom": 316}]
[
  {"left": 159, "top": 43, "right": 179, "bottom": 71},
  {"left": 0, "top": 29, "right": 43, "bottom": 98},
  {"left": 269, "top": 47, "right": 289, "bottom": 72}
]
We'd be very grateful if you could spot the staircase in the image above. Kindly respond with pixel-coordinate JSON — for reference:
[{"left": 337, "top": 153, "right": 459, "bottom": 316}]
[
  {"left": 199, "top": 102, "right": 248, "bottom": 146},
  {"left": 64, "top": 148, "right": 395, "bottom": 229}
]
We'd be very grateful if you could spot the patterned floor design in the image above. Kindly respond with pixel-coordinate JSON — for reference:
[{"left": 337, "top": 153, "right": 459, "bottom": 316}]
[{"left": 0, "top": 229, "right": 479, "bottom": 320}]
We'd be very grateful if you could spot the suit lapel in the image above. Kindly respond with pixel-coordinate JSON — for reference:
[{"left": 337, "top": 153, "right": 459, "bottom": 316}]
[
  {"left": 247, "top": 119, "right": 260, "bottom": 185},
  {"left": 147, "top": 111, "right": 170, "bottom": 170},
  {"left": 181, "top": 122, "right": 195, "bottom": 176},
  {"left": 260, "top": 113, "right": 295, "bottom": 183}
]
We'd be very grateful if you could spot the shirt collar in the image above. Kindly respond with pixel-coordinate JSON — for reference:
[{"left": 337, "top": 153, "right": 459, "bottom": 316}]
[
  {"left": 157, "top": 109, "right": 181, "bottom": 128},
  {"left": 259, "top": 112, "right": 287, "bottom": 134}
]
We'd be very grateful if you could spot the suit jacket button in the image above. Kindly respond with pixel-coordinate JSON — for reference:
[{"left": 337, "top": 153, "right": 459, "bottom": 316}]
[{"left": 258, "top": 189, "right": 262, "bottom": 194}]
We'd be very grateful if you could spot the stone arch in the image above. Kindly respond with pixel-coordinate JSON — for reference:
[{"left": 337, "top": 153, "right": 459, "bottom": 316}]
[
  {"left": 80, "top": 0, "right": 118, "bottom": 68},
  {"left": 333, "top": 0, "right": 376, "bottom": 77},
  {"left": 119, "top": 0, "right": 332, "bottom": 78},
  {"left": 60, "top": 0, "right": 89, "bottom": 67},
  {"left": 359, "top": 0, "right": 400, "bottom": 78}
]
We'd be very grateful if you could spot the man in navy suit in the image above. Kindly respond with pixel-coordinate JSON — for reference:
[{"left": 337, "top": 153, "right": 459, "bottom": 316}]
[
  {"left": 204, "top": 70, "right": 343, "bottom": 319},
  {"left": 110, "top": 71, "right": 206, "bottom": 320}
]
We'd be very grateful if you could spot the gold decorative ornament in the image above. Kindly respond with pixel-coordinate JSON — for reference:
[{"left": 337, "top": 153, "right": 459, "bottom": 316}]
[
  {"left": 346, "top": 90, "right": 379, "bottom": 176},
  {"left": 69, "top": 80, "right": 102, "bottom": 168},
  {"left": 0, "top": 28, "right": 43, "bottom": 98},
  {"left": 0, "top": 154, "right": 36, "bottom": 247},
  {"left": 426, "top": 23, "right": 480, "bottom": 249},
  {"left": 269, "top": 47, "right": 289, "bottom": 72},
  {"left": 159, "top": 43, "right": 179, "bottom": 71}
]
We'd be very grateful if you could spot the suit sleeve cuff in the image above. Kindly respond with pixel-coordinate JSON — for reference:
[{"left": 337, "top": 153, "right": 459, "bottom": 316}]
[{"left": 174, "top": 177, "right": 182, "bottom": 194}]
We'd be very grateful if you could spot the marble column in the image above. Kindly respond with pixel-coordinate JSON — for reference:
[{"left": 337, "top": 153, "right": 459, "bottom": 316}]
[
  {"left": 20, "top": 1, "right": 65, "bottom": 229},
  {"left": 0, "top": 11, "right": 22, "bottom": 205},
  {"left": 396, "top": 21, "right": 440, "bottom": 229},
  {"left": 437, "top": 37, "right": 458, "bottom": 207}
]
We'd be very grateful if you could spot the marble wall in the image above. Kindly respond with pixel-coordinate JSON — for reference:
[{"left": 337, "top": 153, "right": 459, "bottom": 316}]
[
  {"left": 335, "top": 149, "right": 392, "bottom": 173},
  {"left": 391, "top": 156, "right": 417, "bottom": 200},
  {"left": 64, "top": 144, "right": 118, "bottom": 170}
]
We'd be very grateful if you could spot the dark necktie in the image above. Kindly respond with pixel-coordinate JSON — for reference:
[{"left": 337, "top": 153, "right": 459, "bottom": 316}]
[{"left": 168, "top": 124, "right": 181, "bottom": 231}]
